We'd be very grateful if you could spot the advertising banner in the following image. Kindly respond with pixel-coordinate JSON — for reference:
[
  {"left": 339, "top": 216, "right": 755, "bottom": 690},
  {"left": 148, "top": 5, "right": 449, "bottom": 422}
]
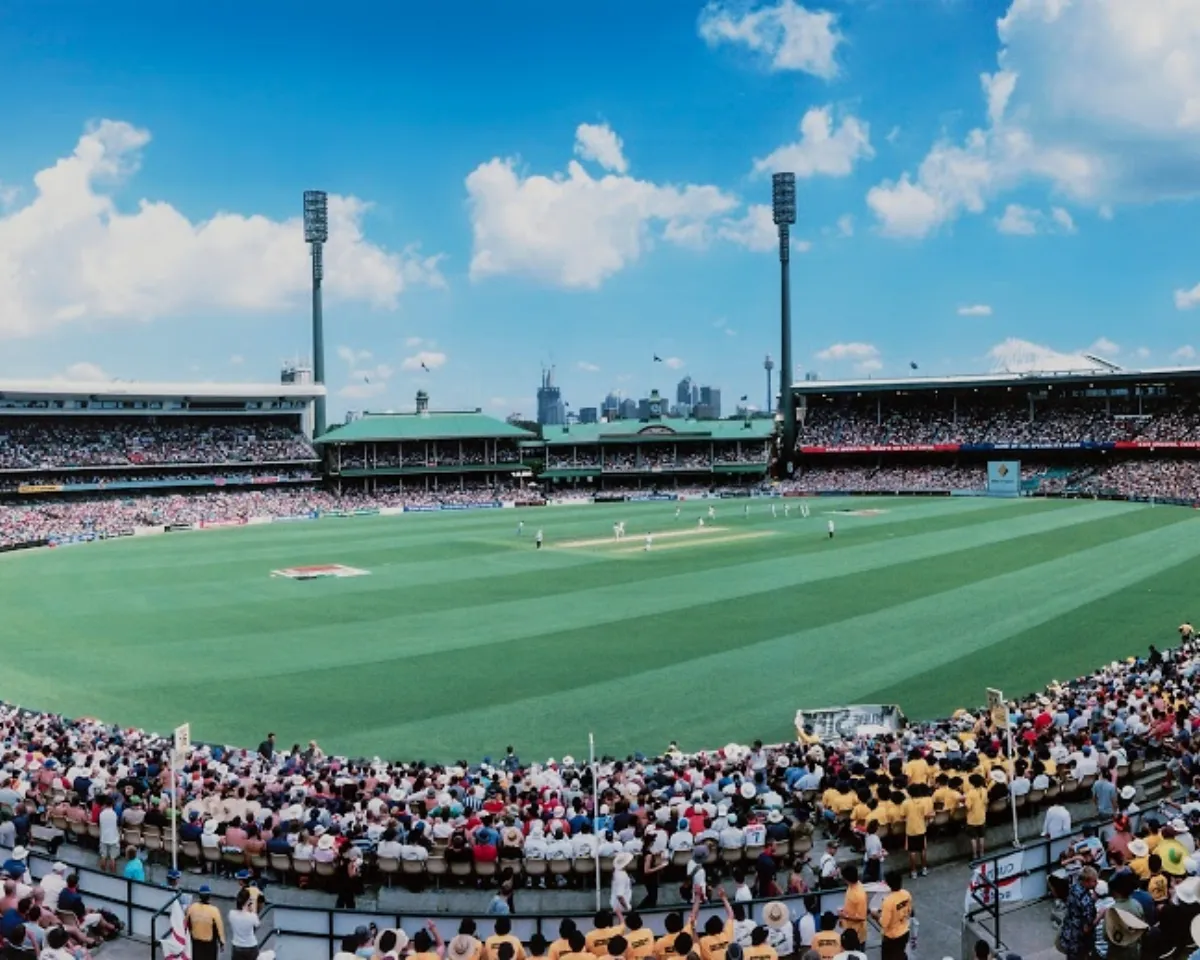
[
  {"left": 987, "top": 461, "right": 1021, "bottom": 498},
  {"left": 165, "top": 524, "right": 194, "bottom": 533},
  {"left": 351, "top": 508, "right": 381, "bottom": 516},
  {"left": 794, "top": 704, "right": 905, "bottom": 742},
  {"left": 440, "top": 501, "right": 501, "bottom": 510},
  {"left": 198, "top": 519, "right": 247, "bottom": 530},
  {"left": 964, "top": 853, "right": 1026, "bottom": 913},
  {"left": 514, "top": 499, "right": 548, "bottom": 507},
  {"left": 404, "top": 505, "right": 440, "bottom": 513},
  {"left": 273, "top": 512, "right": 320, "bottom": 522},
  {"left": 630, "top": 494, "right": 678, "bottom": 502},
  {"left": 17, "top": 484, "right": 63, "bottom": 494},
  {"left": 799, "top": 444, "right": 959, "bottom": 454},
  {"left": 593, "top": 493, "right": 627, "bottom": 503}
]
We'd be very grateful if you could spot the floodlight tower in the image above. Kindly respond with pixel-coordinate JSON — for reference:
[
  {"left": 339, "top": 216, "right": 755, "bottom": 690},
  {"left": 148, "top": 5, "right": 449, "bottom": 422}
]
[
  {"left": 763, "top": 354, "right": 775, "bottom": 415},
  {"left": 772, "top": 172, "right": 797, "bottom": 474},
  {"left": 303, "top": 190, "right": 329, "bottom": 438}
]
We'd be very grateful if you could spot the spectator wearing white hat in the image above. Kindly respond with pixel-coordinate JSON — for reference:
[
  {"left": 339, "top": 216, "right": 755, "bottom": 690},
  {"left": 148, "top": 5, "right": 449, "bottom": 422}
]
[
  {"left": 37, "top": 863, "right": 68, "bottom": 912},
  {"left": 610, "top": 852, "right": 634, "bottom": 913}
]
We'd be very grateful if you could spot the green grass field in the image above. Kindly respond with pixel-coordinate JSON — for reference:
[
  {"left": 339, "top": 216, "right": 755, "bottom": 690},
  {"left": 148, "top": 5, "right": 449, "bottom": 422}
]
[{"left": 4, "top": 496, "right": 1199, "bottom": 762}]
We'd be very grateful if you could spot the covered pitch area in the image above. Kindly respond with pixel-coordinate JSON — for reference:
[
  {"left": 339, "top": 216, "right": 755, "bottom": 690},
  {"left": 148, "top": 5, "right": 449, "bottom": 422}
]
[{"left": 3, "top": 495, "right": 1198, "bottom": 760}]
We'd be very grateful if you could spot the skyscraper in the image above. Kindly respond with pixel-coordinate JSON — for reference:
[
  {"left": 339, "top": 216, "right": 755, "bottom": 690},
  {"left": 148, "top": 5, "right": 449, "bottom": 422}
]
[
  {"left": 537, "top": 367, "right": 565, "bottom": 426},
  {"left": 602, "top": 392, "right": 621, "bottom": 420},
  {"left": 697, "top": 386, "right": 722, "bottom": 420},
  {"left": 578, "top": 406, "right": 598, "bottom": 424},
  {"left": 619, "top": 398, "right": 638, "bottom": 420}
]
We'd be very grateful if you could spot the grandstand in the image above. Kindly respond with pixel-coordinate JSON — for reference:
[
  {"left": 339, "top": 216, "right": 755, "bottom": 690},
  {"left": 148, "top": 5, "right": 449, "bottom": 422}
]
[
  {"left": 540, "top": 390, "right": 774, "bottom": 492},
  {"left": 787, "top": 365, "right": 1200, "bottom": 502},
  {"left": 0, "top": 379, "right": 323, "bottom": 548},
  {"left": 316, "top": 390, "right": 536, "bottom": 502}
]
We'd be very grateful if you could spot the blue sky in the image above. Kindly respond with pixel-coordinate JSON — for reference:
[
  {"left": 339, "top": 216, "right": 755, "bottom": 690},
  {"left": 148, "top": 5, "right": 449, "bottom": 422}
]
[{"left": 2, "top": 0, "right": 1200, "bottom": 419}]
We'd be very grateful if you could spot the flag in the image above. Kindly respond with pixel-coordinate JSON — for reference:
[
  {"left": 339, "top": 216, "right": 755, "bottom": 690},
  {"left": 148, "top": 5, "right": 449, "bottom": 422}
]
[
  {"left": 910, "top": 361, "right": 919, "bottom": 370},
  {"left": 653, "top": 354, "right": 662, "bottom": 362},
  {"left": 363, "top": 376, "right": 370, "bottom": 383},
  {"left": 740, "top": 395, "right": 748, "bottom": 401},
  {"left": 421, "top": 362, "right": 430, "bottom": 372}
]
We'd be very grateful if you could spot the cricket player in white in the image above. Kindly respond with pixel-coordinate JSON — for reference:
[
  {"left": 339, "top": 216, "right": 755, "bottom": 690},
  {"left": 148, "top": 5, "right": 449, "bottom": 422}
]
[
  {"left": 708, "top": 505, "right": 716, "bottom": 519},
  {"left": 644, "top": 533, "right": 653, "bottom": 551},
  {"left": 698, "top": 517, "right": 705, "bottom": 528},
  {"left": 784, "top": 504, "right": 790, "bottom": 517},
  {"left": 827, "top": 518, "right": 835, "bottom": 539},
  {"left": 535, "top": 529, "right": 544, "bottom": 548},
  {"left": 801, "top": 502, "right": 810, "bottom": 518},
  {"left": 517, "top": 520, "right": 524, "bottom": 536},
  {"left": 675, "top": 505, "right": 681, "bottom": 519},
  {"left": 744, "top": 503, "right": 749, "bottom": 518},
  {"left": 771, "top": 504, "right": 777, "bottom": 518}
]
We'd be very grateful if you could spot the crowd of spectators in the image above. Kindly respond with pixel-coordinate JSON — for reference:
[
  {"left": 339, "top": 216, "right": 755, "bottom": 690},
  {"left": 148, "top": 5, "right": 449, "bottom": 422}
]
[
  {"left": 0, "top": 469, "right": 317, "bottom": 492},
  {"left": 1077, "top": 460, "right": 1200, "bottom": 502},
  {"left": 338, "top": 443, "right": 522, "bottom": 471},
  {"left": 781, "top": 465, "right": 986, "bottom": 493},
  {"left": 796, "top": 404, "right": 1170, "bottom": 449},
  {"left": 546, "top": 446, "right": 769, "bottom": 472},
  {"left": 0, "top": 420, "right": 315, "bottom": 470},
  {"left": 0, "top": 622, "right": 1197, "bottom": 956},
  {"left": 0, "top": 483, "right": 526, "bottom": 548}
]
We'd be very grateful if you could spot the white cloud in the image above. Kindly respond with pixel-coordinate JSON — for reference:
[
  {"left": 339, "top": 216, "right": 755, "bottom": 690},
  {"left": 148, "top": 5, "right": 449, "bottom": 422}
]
[
  {"left": 402, "top": 350, "right": 447, "bottom": 371},
  {"left": 1088, "top": 337, "right": 1120, "bottom": 355},
  {"left": 869, "top": 0, "right": 1200, "bottom": 238},
  {"left": 698, "top": 0, "right": 843, "bottom": 78},
  {"left": 996, "top": 204, "right": 1039, "bottom": 235},
  {"left": 1051, "top": 207, "right": 1076, "bottom": 233},
  {"left": 0, "top": 120, "right": 444, "bottom": 338},
  {"left": 855, "top": 358, "right": 883, "bottom": 374},
  {"left": 663, "top": 357, "right": 686, "bottom": 370},
  {"left": 1135, "top": 346, "right": 1151, "bottom": 360},
  {"left": 716, "top": 204, "right": 779, "bottom": 252},
  {"left": 576, "top": 360, "right": 601, "bottom": 372},
  {"left": 337, "top": 345, "right": 372, "bottom": 365},
  {"left": 466, "top": 127, "right": 743, "bottom": 288},
  {"left": 405, "top": 336, "right": 425, "bottom": 347},
  {"left": 987, "top": 337, "right": 1107, "bottom": 372},
  {"left": 886, "top": 126, "right": 901, "bottom": 144},
  {"left": 816, "top": 342, "right": 879, "bottom": 362},
  {"left": 574, "top": 123, "right": 629, "bottom": 175},
  {"left": 995, "top": 203, "right": 1076, "bottom": 235},
  {"left": 836, "top": 214, "right": 854, "bottom": 237},
  {"left": 754, "top": 107, "right": 874, "bottom": 178},
  {"left": 56, "top": 361, "right": 110, "bottom": 381},
  {"left": 1172, "top": 345, "right": 1197, "bottom": 361},
  {"left": 229, "top": 354, "right": 244, "bottom": 365},
  {"left": 957, "top": 304, "right": 993, "bottom": 317},
  {"left": 1174, "top": 283, "right": 1200, "bottom": 310}
]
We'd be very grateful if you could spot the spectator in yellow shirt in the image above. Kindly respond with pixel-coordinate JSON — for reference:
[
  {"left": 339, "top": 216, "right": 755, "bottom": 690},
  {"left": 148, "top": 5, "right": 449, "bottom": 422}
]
[
  {"left": 872, "top": 872, "right": 914, "bottom": 960},
  {"left": 899, "top": 786, "right": 934, "bottom": 879},
  {"left": 550, "top": 921, "right": 578, "bottom": 960},
  {"left": 742, "top": 928, "right": 777, "bottom": 960},
  {"left": 652, "top": 913, "right": 693, "bottom": 960},
  {"left": 486, "top": 919, "right": 527, "bottom": 960},
  {"left": 621, "top": 914, "right": 654, "bottom": 960},
  {"left": 559, "top": 931, "right": 595, "bottom": 960},
  {"left": 964, "top": 774, "right": 989, "bottom": 859},
  {"left": 585, "top": 911, "right": 624, "bottom": 959},
  {"left": 837, "top": 865, "right": 868, "bottom": 944}
]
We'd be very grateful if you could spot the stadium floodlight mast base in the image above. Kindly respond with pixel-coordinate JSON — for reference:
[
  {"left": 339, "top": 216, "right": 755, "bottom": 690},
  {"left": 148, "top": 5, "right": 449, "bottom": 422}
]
[
  {"left": 772, "top": 173, "right": 797, "bottom": 476},
  {"left": 304, "top": 190, "right": 329, "bottom": 438}
]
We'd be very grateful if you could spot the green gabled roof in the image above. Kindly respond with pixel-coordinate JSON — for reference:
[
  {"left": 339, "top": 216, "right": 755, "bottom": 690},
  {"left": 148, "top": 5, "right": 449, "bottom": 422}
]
[
  {"left": 542, "top": 418, "right": 776, "bottom": 447},
  {"left": 316, "top": 412, "right": 535, "bottom": 444}
]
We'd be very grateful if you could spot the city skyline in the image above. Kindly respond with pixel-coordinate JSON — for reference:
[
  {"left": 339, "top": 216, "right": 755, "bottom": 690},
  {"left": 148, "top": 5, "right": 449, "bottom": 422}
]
[
  {"left": 533, "top": 367, "right": 729, "bottom": 426},
  {"left": 4, "top": 2, "right": 1200, "bottom": 417}
]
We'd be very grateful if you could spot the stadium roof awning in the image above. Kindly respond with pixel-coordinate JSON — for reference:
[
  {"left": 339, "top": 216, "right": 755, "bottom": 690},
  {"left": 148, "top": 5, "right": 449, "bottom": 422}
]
[{"left": 316, "top": 411, "right": 536, "bottom": 444}]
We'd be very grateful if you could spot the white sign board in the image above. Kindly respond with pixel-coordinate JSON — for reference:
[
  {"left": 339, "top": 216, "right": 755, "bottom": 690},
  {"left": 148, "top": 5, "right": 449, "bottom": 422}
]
[
  {"left": 986, "top": 688, "right": 1008, "bottom": 730},
  {"left": 173, "top": 723, "right": 191, "bottom": 758}
]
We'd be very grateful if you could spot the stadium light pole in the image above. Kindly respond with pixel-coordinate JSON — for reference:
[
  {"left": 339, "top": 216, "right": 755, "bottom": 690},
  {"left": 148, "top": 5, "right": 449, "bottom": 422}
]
[
  {"left": 764, "top": 354, "right": 775, "bottom": 416},
  {"left": 304, "top": 190, "right": 329, "bottom": 438},
  {"left": 772, "top": 173, "right": 797, "bottom": 475}
]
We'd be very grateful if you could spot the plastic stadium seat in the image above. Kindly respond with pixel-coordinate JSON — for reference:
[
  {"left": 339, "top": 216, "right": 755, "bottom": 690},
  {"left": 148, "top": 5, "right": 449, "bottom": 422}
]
[
  {"left": 376, "top": 856, "right": 401, "bottom": 886},
  {"left": 573, "top": 857, "right": 597, "bottom": 885},
  {"left": 523, "top": 859, "right": 548, "bottom": 882},
  {"left": 670, "top": 850, "right": 692, "bottom": 869},
  {"left": 122, "top": 827, "right": 143, "bottom": 848},
  {"left": 548, "top": 858, "right": 572, "bottom": 879},
  {"left": 291, "top": 857, "right": 314, "bottom": 881},
  {"left": 475, "top": 860, "right": 497, "bottom": 882},
  {"left": 720, "top": 848, "right": 742, "bottom": 866},
  {"left": 268, "top": 853, "right": 292, "bottom": 878},
  {"left": 181, "top": 841, "right": 202, "bottom": 865}
]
